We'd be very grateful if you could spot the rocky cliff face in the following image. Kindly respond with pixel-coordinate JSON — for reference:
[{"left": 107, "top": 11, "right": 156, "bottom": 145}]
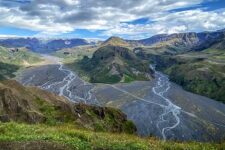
[{"left": 0, "top": 80, "right": 136, "bottom": 133}]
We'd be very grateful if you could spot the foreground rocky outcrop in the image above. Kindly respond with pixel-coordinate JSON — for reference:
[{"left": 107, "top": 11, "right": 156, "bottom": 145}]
[{"left": 0, "top": 80, "right": 136, "bottom": 133}]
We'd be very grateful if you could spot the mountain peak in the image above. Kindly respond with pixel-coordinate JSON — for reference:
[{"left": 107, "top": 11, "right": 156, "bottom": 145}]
[{"left": 101, "top": 36, "right": 130, "bottom": 47}]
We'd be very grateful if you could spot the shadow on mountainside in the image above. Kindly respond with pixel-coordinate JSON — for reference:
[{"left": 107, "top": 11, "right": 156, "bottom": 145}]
[{"left": 0, "top": 62, "right": 20, "bottom": 81}]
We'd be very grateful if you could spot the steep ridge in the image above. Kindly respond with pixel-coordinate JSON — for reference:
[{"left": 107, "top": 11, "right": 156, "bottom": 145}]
[
  {"left": 75, "top": 46, "right": 153, "bottom": 83},
  {"left": 0, "top": 80, "right": 136, "bottom": 133}
]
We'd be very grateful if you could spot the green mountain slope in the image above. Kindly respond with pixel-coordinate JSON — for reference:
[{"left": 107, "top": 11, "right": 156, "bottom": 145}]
[
  {"left": 138, "top": 48, "right": 225, "bottom": 103},
  {"left": 0, "top": 46, "right": 43, "bottom": 80},
  {"left": 0, "top": 46, "right": 42, "bottom": 65},
  {"left": 0, "top": 62, "right": 19, "bottom": 80},
  {"left": 0, "top": 80, "right": 136, "bottom": 133},
  {"left": 69, "top": 46, "right": 153, "bottom": 83}
]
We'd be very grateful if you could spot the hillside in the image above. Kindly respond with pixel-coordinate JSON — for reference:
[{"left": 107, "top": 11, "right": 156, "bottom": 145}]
[
  {"left": 0, "top": 46, "right": 42, "bottom": 65},
  {"left": 70, "top": 46, "right": 153, "bottom": 83},
  {"left": 164, "top": 49, "right": 225, "bottom": 103},
  {"left": 0, "top": 80, "right": 136, "bottom": 133},
  {"left": 0, "top": 81, "right": 224, "bottom": 149},
  {"left": 2, "top": 81, "right": 223, "bottom": 149},
  {"left": 0, "top": 46, "right": 43, "bottom": 80},
  {"left": 136, "top": 47, "right": 225, "bottom": 103}
]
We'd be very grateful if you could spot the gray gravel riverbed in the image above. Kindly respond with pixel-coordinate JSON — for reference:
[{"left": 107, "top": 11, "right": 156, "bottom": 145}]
[{"left": 18, "top": 55, "right": 225, "bottom": 141}]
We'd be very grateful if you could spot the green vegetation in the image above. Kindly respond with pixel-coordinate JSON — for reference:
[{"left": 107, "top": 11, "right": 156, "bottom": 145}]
[
  {"left": 0, "top": 46, "right": 43, "bottom": 80},
  {"left": 70, "top": 46, "right": 152, "bottom": 84},
  {"left": 101, "top": 36, "right": 130, "bottom": 47},
  {"left": 122, "top": 74, "right": 135, "bottom": 83},
  {"left": 53, "top": 45, "right": 98, "bottom": 63},
  {"left": 0, "top": 46, "right": 43, "bottom": 65},
  {"left": 0, "top": 80, "right": 136, "bottom": 133},
  {"left": 147, "top": 49, "right": 225, "bottom": 103},
  {"left": 0, "top": 122, "right": 224, "bottom": 150},
  {"left": 0, "top": 62, "right": 20, "bottom": 80},
  {"left": 165, "top": 61, "right": 225, "bottom": 103}
]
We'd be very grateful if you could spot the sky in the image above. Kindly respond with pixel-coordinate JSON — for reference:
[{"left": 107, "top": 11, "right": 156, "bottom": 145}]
[{"left": 0, "top": 0, "right": 225, "bottom": 40}]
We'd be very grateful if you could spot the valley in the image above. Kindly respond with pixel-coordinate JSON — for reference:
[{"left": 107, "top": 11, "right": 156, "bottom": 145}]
[
  {"left": 18, "top": 55, "right": 99, "bottom": 105},
  {"left": 16, "top": 52, "right": 225, "bottom": 141},
  {"left": 1, "top": 28, "right": 225, "bottom": 149},
  {"left": 1, "top": 0, "right": 225, "bottom": 149},
  {"left": 94, "top": 69, "right": 225, "bottom": 141}
]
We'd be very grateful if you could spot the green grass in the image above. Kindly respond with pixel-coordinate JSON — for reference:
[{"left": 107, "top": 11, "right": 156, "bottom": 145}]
[
  {"left": 0, "top": 122, "right": 224, "bottom": 150},
  {"left": 122, "top": 74, "right": 135, "bottom": 83}
]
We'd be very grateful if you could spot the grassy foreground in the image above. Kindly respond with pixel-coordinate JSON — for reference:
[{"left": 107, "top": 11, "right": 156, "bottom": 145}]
[{"left": 0, "top": 122, "right": 224, "bottom": 150}]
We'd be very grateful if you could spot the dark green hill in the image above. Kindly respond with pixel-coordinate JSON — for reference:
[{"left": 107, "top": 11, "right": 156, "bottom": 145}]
[{"left": 73, "top": 46, "right": 153, "bottom": 83}]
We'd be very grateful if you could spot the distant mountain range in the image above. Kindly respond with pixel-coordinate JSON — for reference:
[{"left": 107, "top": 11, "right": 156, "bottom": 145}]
[
  {"left": 136, "top": 30, "right": 225, "bottom": 51},
  {"left": 0, "top": 38, "right": 93, "bottom": 53},
  {"left": 0, "top": 28, "right": 224, "bottom": 53},
  {"left": 101, "top": 29, "right": 225, "bottom": 52}
]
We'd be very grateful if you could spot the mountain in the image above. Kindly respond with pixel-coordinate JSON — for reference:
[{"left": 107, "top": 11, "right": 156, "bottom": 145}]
[
  {"left": 151, "top": 49, "right": 225, "bottom": 103},
  {"left": 0, "top": 80, "right": 136, "bottom": 133},
  {"left": 101, "top": 36, "right": 130, "bottom": 47},
  {"left": 0, "top": 38, "right": 91, "bottom": 53},
  {"left": 135, "top": 29, "right": 225, "bottom": 52},
  {"left": 73, "top": 46, "right": 153, "bottom": 83},
  {"left": 40, "top": 39, "right": 90, "bottom": 53},
  {"left": 133, "top": 29, "right": 225, "bottom": 102}
]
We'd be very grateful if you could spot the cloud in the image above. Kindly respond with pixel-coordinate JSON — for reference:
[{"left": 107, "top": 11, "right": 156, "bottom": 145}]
[
  {"left": 0, "top": 0, "right": 224, "bottom": 38},
  {"left": 103, "top": 8, "right": 225, "bottom": 39}
]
